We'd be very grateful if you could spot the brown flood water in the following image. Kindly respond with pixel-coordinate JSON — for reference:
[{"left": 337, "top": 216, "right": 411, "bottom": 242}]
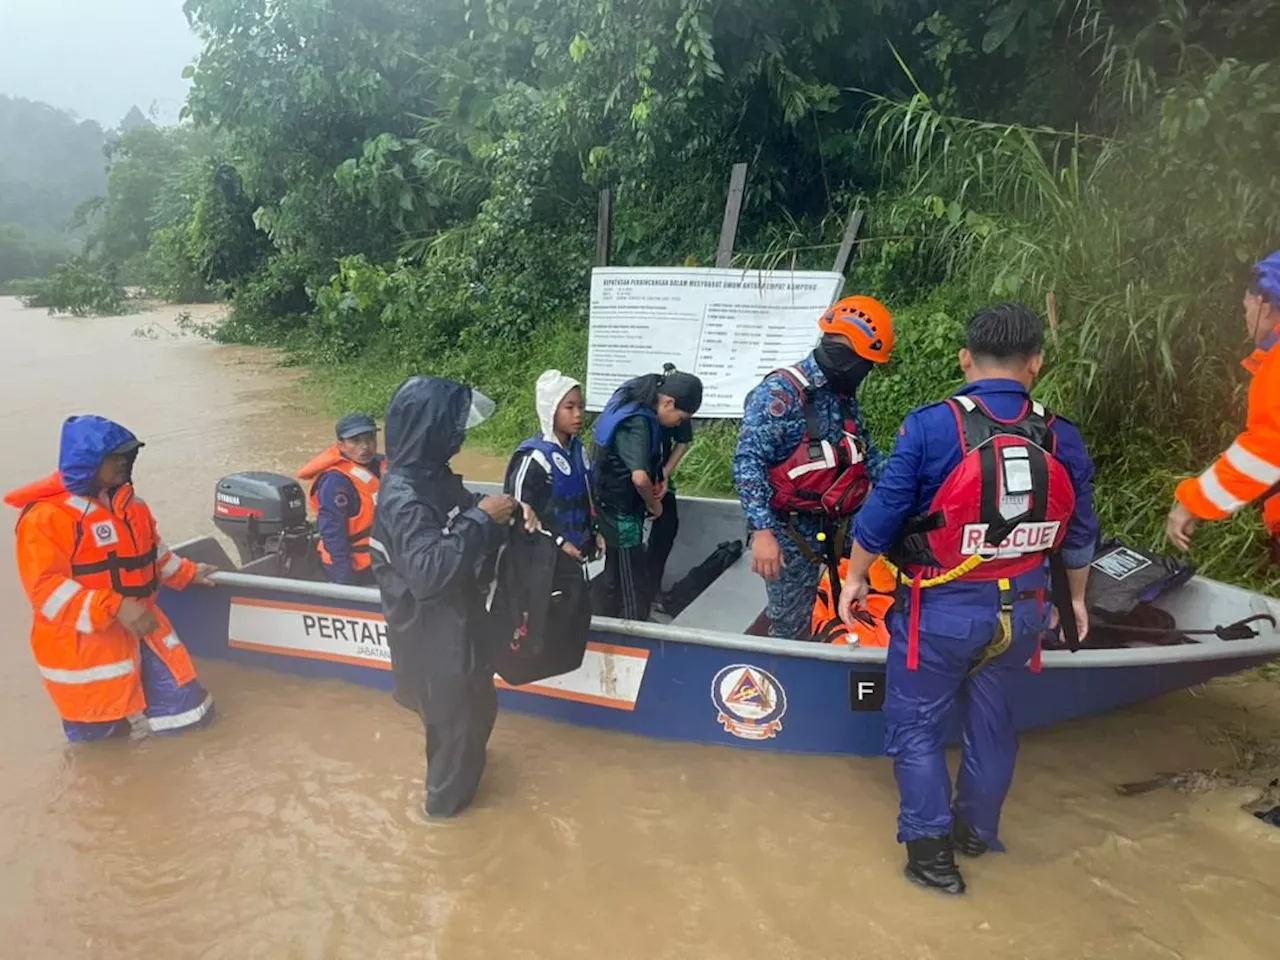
[{"left": 0, "top": 298, "right": 1278, "bottom": 959}]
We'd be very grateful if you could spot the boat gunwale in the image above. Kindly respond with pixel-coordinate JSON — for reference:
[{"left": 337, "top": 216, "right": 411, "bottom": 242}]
[{"left": 179, "top": 537, "right": 1280, "bottom": 671}]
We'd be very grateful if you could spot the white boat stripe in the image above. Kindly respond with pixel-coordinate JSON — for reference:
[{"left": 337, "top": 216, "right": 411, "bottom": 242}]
[
  {"left": 39, "top": 658, "right": 135, "bottom": 685},
  {"left": 41, "top": 580, "right": 82, "bottom": 621},
  {"left": 1223, "top": 441, "right": 1280, "bottom": 486}
]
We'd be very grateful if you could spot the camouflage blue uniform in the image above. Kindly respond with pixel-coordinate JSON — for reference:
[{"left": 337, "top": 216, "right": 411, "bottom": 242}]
[{"left": 732, "top": 353, "right": 888, "bottom": 639}]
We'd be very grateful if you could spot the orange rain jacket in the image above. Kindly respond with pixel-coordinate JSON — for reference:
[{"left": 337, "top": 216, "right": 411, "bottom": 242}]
[
  {"left": 5, "top": 474, "right": 202, "bottom": 724},
  {"left": 1177, "top": 330, "right": 1280, "bottom": 534}
]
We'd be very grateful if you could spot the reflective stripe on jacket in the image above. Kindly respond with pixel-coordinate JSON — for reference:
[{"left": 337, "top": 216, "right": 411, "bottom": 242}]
[
  {"left": 299, "top": 447, "right": 380, "bottom": 570},
  {"left": 1177, "top": 329, "right": 1280, "bottom": 529},
  {"left": 5, "top": 473, "right": 200, "bottom": 724}
]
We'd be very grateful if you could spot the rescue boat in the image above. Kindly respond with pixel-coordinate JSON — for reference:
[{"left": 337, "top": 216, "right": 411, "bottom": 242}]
[{"left": 157, "top": 474, "right": 1280, "bottom": 755}]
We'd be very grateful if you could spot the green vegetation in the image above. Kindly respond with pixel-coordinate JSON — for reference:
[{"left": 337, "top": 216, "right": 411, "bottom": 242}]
[
  {"left": 31, "top": 1, "right": 1280, "bottom": 591},
  {"left": 19, "top": 257, "right": 130, "bottom": 317}
]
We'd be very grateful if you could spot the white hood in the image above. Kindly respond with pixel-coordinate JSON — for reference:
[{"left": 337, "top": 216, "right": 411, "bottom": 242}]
[{"left": 535, "top": 369, "right": 581, "bottom": 444}]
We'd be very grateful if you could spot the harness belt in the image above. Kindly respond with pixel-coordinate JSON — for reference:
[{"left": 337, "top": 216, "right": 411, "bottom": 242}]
[
  {"left": 781, "top": 513, "right": 851, "bottom": 597},
  {"left": 881, "top": 557, "right": 1048, "bottom": 675}
]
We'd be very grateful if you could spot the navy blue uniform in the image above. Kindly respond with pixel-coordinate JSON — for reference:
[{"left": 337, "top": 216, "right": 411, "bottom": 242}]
[
  {"left": 854, "top": 378, "right": 1099, "bottom": 849},
  {"left": 315, "top": 456, "right": 383, "bottom": 585},
  {"left": 733, "top": 354, "right": 888, "bottom": 639}
]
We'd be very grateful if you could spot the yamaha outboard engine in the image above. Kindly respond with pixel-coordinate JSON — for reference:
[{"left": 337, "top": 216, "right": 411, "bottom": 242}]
[{"left": 212, "top": 472, "right": 317, "bottom": 577}]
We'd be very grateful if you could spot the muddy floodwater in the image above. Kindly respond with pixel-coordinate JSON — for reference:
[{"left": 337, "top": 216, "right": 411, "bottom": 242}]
[{"left": 0, "top": 297, "right": 1277, "bottom": 959}]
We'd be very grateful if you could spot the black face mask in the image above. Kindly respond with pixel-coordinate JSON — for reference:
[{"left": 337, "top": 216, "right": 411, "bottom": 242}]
[{"left": 814, "top": 337, "right": 874, "bottom": 395}]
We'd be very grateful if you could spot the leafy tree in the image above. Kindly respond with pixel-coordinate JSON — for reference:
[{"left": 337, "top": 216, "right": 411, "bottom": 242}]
[{"left": 0, "top": 222, "right": 68, "bottom": 285}]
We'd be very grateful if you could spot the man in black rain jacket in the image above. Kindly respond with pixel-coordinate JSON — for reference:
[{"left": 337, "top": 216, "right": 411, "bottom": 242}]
[{"left": 369, "top": 375, "right": 534, "bottom": 817}]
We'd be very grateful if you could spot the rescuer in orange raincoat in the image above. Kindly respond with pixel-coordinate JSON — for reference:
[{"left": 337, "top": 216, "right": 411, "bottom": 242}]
[
  {"left": 5, "top": 415, "right": 218, "bottom": 742},
  {"left": 1168, "top": 251, "right": 1280, "bottom": 554},
  {"left": 298, "top": 412, "right": 384, "bottom": 585}
]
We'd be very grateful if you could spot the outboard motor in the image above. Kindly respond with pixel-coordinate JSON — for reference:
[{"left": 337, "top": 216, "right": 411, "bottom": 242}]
[{"left": 212, "top": 472, "right": 316, "bottom": 576}]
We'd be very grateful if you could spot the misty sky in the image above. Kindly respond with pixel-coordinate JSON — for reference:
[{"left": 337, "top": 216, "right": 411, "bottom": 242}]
[{"left": 0, "top": 0, "right": 201, "bottom": 126}]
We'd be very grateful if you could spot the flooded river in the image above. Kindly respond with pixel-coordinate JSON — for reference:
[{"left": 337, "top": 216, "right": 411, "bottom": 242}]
[{"left": 0, "top": 298, "right": 1277, "bottom": 959}]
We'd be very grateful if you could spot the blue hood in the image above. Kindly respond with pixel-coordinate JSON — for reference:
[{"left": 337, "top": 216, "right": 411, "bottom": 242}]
[
  {"left": 59, "top": 416, "right": 141, "bottom": 495},
  {"left": 1255, "top": 250, "right": 1280, "bottom": 308}
]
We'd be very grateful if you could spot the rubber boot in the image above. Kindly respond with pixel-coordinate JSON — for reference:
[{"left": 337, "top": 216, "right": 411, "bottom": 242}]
[
  {"left": 952, "top": 817, "right": 990, "bottom": 858},
  {"left": 904, "top": 837, "right": 966, "bottom": 895}
]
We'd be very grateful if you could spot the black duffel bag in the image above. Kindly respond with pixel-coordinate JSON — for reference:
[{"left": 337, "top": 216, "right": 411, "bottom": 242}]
[{"left": 476, "top": 527, "right": 592, "bottom": 686}]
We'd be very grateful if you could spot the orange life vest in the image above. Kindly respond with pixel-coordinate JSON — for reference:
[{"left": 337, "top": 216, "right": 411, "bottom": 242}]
[
  {"left": 4, "top": 474, "right": 199, "bottom": 724},
  {"left": 298, "top": 446, "right": 379, "bottom": 570},
  {"left": 810, "top": 557, "right": 895, "bottom": 646}
]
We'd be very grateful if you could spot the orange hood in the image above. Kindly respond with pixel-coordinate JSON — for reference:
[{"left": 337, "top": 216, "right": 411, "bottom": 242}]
[{"left": 4, "top": 472, "right": 69, "bottom": 510}]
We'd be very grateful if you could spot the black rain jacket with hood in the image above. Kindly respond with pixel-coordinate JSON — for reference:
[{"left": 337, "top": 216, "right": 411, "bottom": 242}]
[{"left": 370, "top": 376, "right": 504, "bottom": 719}]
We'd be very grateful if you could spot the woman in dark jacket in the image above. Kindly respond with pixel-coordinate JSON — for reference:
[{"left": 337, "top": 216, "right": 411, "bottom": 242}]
[
  {"left": 369, "top": 375, "right": 535, "bottom": 817},
  {"left": 591, "top": 370, "right": 702, "bottom": 620}
]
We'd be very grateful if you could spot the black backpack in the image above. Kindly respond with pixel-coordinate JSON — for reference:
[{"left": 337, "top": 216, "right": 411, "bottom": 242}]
[
  {"left": 477, "top": 527, "right": 592, "bottom": 686},
  {"left": 1086, "top": 539, "right": 1194, "bottom": 618},
  {"left": 661, "top": 539, "right": 744, "bottom": 617}
]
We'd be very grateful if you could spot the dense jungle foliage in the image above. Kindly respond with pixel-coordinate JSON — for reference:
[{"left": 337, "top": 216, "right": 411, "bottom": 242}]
[{"left": 35, "top": 0, "right": 1280, "bottom": 588}]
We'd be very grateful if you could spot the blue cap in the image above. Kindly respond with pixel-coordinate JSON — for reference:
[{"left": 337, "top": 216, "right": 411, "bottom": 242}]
[
  {"left": 335, "top": 413, "right": 378, "bottom": 440},
  {"left": 1254, "top": 251, "right": 1280, "bottom": 309}
]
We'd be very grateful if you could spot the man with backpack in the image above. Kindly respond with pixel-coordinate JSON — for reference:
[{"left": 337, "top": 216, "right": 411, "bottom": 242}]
[
  {"left": 838, "top": 303, "right": 1099, "bottom": 895},
  {"left": 733, "top": 296, "right": 894, "bottom": 640}
]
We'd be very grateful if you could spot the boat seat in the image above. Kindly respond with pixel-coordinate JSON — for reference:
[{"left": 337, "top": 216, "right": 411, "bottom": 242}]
[{"left": 669, "top": 550, "right": 766, "bottom": 634}]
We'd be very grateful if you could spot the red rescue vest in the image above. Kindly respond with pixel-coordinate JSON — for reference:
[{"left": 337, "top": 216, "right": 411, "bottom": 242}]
[
  {"left": 891, "top": 395, "right": 1076, "bottom": 580},
  {"left": 888, "top": 395, "right": 1075, "bottom": 672},
  {"left": 766, "top": 366, "right": 871, "bottom": 517}
]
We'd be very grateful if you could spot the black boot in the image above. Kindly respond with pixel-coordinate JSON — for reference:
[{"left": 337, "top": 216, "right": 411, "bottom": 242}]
[
  {"left": 904, "top": 837, "right": 966, "bottom": 895},
  {"left": 952, "top": 817, "right": 990, "bottom": 858}
]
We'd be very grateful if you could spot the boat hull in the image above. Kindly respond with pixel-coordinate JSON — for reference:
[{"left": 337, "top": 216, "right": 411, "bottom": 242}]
[{"left": 159, "top": 573, "right": 1278, "bottom": 756}]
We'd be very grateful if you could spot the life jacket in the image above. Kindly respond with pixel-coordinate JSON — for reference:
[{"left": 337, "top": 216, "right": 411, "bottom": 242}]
[
  {"left": 513, "top": 435, "right": 593, "bottom": 551},
  {"left": 478, "top": 527, "right": 592, "bottom": 686},
  {"left": 887, "top": 394, "right": 1076, "bottom": 671},
  {"left": 765, "top": 366, "right": 871, "bottom": 517},
  {"left": 591, "top": 390, "right": 663, "bottom": 510},
  {"left": 298, "top": 446, "right": 380, "bottom": 571},
  {"left": 4, "top": 474, "right": 199, "bottom": 724},
  {"left": 1085, "top": 539, "right": 1194, "bottom": 619},
  {"left": 811, "top": 557, "right": 895, "bottom": 646}
]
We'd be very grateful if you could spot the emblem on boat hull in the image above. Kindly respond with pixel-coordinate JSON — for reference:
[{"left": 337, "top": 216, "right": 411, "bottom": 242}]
[{"left": 711, "top": 664, "right": 787, "bottom": 740}]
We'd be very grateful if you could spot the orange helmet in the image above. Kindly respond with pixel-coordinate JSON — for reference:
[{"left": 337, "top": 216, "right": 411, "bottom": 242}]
[{"left": 818, "top": 295, "right": 894, "bottom": 363}]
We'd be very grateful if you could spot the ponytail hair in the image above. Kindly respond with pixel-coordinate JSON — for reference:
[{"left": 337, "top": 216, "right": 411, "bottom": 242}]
[
  {"left": 617, "top": 366, "right": 703, "bottom": 415},
  {"left": 617, "top": 373, "right": 665, "bottom": 409}
]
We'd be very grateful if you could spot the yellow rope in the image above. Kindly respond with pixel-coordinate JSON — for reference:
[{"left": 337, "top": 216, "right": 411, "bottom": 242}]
[
  {"left": 880, "top": 553, "right": 986, "bottom": 588},
  {"left": 879, "top": 556, "right": 1015, "bottom": 675}
]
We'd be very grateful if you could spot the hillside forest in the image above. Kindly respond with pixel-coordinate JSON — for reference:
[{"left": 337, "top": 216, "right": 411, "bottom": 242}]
[{"left": 7, "top": 0, "right": 1280, "bottom": 589}]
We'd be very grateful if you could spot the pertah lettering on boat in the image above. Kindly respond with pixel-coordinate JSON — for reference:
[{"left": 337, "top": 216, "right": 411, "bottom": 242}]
[{"left": 300, "top": 613, "right": 388, "bottom": 647}]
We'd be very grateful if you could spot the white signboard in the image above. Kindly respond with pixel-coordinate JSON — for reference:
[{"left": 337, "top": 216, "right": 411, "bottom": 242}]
[
  {"left": 227, "top": 598, "right": 650, "bottom": 711},
  {"left": 586, "top": 267, "right": 845, "bottom": 418}
]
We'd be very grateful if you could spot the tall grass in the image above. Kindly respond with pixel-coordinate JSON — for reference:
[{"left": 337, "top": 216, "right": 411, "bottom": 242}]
[{"left": 859, "top": 52, "right": 1280, "bottom": 448}]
